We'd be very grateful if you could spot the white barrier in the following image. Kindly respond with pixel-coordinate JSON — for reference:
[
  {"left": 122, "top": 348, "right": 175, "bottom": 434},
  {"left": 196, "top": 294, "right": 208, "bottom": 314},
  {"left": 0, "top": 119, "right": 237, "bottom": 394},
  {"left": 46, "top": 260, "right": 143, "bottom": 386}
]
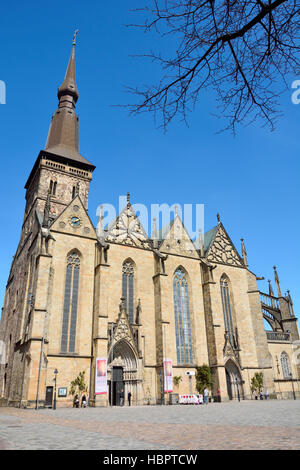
[{"left": 179, "top": 394, "right": 203, "bottom": 405}]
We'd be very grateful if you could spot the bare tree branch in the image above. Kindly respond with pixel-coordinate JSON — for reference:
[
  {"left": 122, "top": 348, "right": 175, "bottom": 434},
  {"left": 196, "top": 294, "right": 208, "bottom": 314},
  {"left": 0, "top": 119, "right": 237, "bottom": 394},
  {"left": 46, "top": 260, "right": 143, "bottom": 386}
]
[{"left": 127, "top": 0, "right": 300, "bottom": 132}]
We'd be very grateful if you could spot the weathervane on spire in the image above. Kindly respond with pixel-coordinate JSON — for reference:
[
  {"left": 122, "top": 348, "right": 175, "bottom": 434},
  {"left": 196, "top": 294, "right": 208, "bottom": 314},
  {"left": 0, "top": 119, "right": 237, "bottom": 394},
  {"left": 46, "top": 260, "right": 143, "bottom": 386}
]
[{"left": 73, "top": 29, "right": 79, "bottom": 46}]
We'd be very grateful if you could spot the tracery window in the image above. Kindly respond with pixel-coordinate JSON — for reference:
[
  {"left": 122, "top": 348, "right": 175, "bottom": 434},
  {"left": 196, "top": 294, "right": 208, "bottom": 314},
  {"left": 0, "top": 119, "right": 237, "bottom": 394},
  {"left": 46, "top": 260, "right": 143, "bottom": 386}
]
[
  {"left": 60, "top": 251, "right": 80, "bottom": 353},
  {"left": 122, "top": 261, "right": 134, "bottom": 323},
  {"left": 281, "top": 352, "right": 292, "bottom": 379},
  {"left": 220, "top": 275, "right": 236, "bottom": 348},
  {"left": 173, "top": 267, "right": 193, "bottom": 364}
]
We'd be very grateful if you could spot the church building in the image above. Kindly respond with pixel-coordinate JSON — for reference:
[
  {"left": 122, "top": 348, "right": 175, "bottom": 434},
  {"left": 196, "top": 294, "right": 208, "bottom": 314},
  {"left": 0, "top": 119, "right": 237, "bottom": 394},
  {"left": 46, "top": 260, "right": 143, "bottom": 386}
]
[{"left": 0, "top": 38, "right": 299, "bottom": 407}]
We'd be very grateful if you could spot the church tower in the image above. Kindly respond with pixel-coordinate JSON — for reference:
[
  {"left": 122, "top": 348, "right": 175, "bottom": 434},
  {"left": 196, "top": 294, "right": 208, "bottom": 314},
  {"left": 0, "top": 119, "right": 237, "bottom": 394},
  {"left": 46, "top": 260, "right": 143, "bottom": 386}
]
[
  {"left": 0, "top": 35, "right": 96, "bottom": 407},
  {"left": 23, "top": 33, "right": 95, "bottom": 231}
]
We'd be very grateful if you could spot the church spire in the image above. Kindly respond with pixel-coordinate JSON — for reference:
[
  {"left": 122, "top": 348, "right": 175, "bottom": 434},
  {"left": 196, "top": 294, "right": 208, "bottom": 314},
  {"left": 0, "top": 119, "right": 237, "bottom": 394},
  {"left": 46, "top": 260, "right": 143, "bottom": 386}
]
[
  {"left": 273, "top": 265, "right": 282, "bottom": 297},
  {"left": 152, "top": 217, "right": 158, "bottom": 248},
  {"left": 57, "top": 32, "right": 79, "bottom": 104},
  {"left": 45, "top": 31, "right": 93, "bottom": 167},
  {"left": 240, "top": 238, "right": 248, "bottom": 268}
]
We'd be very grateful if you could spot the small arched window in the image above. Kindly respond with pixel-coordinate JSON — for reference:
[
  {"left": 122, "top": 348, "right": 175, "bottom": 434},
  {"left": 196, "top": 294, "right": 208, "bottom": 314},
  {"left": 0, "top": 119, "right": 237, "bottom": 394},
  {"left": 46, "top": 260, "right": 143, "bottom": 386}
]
[
  {"left": 122, "top": 261, "right": 134, "bottom": 323},
  {"left": 60, "top": 251, "right": 80, "bottom": 353},
  {"left": 173, "top": 267, "right": 193, "bottom": 364},
  {"left": 281, "top": 352, "right": 292, "bottom": 379},
  {"left": 49, "top": 180, "right": 57, "bottom": 196},
  {"left": 220, "top": 275, "right": 236, "bottom": 348}
]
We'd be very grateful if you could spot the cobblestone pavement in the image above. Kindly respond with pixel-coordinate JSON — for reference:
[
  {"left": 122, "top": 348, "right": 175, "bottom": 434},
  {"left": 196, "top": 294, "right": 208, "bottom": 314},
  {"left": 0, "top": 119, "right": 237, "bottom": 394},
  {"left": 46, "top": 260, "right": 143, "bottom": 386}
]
[{"left": 0, "top": 400, "right": 299, "bottom": 450}]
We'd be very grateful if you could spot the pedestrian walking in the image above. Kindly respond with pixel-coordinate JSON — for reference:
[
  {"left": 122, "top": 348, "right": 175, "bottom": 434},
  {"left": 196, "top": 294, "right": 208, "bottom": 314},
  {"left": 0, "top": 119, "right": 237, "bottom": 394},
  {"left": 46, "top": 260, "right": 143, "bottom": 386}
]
[
  {"left": 259, "top": 391, "right": 264, "bottom": 400},
  {"left": 203, "top": 388, "right": 209, "bottom": 405},
  {"left": 217, "top": 388, "right": 221, "bottom": 403},
  {"left": 120, "top": 389, "right": 124, "bottom": 406},
  {"left": 264, "top": 389, "right": 269, "bottom": 400},
  {"left": 128, "top": 391, "right": 132, "bottom": 406},
  {"left": 81, "top": 394, "right": 87, "bottom": 408},
  {"left": 73, "top": 394, "right": 79, "bottom": 408}
]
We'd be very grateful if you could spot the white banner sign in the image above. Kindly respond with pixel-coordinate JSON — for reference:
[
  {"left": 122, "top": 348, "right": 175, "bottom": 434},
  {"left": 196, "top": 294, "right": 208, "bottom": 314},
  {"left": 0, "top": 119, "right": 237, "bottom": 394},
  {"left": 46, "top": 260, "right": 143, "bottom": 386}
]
[
  {"left": 95, "top": 358, "right": 107, "bottom": 395},
  {"left": 163, "top": 359, "right": 173, "bottom": 393}
]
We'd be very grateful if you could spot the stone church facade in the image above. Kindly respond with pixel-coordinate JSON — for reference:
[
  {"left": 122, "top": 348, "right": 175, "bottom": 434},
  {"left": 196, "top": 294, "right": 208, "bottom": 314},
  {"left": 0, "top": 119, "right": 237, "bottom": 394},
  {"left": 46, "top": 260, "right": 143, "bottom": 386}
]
[{"left": 0, "top": 40, "right": 299, "bottom": 408}]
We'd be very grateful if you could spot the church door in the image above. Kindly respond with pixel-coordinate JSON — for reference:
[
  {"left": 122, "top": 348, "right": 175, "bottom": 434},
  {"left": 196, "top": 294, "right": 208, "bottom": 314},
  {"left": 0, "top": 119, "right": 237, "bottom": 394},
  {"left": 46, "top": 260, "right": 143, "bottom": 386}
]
[
  {"left": 45, "top": 386, "right": 54, "bottom": 407},
  {"left": 225, "top": 360, "right": 243, "bottom": 400},
  {"left": 110, "top": 366, "right": 124, "bottom": 406}
]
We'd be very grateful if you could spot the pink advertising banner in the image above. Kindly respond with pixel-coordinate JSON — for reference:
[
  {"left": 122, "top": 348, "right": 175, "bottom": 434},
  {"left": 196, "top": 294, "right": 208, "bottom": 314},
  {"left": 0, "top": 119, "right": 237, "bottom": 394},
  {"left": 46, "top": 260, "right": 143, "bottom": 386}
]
[
  {"left": 164, "top": 359, "right": 173, "bottom": 393},
  {"left": 95, "top": 358, "right": 107, "bottom": 395}
]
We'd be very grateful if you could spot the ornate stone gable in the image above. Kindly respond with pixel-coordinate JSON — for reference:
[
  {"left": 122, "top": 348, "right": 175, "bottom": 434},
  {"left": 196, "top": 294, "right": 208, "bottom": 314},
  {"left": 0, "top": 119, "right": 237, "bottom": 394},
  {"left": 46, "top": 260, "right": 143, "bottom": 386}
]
[
  {"left": 50, "top": 194, "right": 97, "bottom": 239},
  {"left": 159, "top": 215, "right": 199, "bottom": 258},
  {"left": 223, "top": 332, "right": 240, "bottom": 365},
  {"left": 206, "top": 224, "right": 243, "bottom": 267},
  {"left": 109, "top": 305, "right": 138, "bottom": 356},
  {"left": 105, "top": 204, "right": 152, "bottom": 249}
]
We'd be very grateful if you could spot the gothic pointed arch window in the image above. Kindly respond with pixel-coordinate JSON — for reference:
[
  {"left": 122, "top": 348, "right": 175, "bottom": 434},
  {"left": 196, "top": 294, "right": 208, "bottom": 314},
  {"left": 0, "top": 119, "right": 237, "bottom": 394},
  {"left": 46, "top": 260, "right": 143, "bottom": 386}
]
[
  {"left": 280, "top": 351, "right": 292, "bottom": 379},
  {"left": 220, "top": 275, "right": 236, "bottom": 349},
  {"left": 122, "top": 260, "right": 135, "bottom": 324},
  {"left": 173, "top": 267, "right": 193, "bottom": 364},
  {"left": 60, "top": 251, "right": 80, "bottom": 353}
]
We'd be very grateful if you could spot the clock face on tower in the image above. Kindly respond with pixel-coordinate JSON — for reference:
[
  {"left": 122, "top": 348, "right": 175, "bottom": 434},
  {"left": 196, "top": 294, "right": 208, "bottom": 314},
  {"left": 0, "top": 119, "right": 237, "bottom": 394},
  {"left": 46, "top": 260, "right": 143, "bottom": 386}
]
[{"left": 69, "top": 216, "right": 81, "bottom": 227}]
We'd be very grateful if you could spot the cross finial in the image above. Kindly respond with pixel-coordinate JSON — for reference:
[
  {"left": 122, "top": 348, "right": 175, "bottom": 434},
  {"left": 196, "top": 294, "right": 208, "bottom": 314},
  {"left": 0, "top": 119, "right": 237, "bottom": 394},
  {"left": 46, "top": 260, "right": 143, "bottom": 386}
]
[
  {"left": 217, "top": 213, "right": 220, "bottom": 223},
  {"left": 127, "top": 192, "right": 130, "bottom": 208},
  {"left": 73, "top": 29, "right": 79, "bottom": 46}
]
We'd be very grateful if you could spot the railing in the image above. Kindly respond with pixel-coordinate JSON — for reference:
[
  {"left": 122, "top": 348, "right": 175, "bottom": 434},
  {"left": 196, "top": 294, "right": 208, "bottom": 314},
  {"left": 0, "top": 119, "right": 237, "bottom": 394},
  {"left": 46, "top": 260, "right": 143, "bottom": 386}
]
[
  {"left": 260, "top": 292, "right": 280, "bottom": 310},
  {"left": 266, "top": 331, "right": 290, "bottom": 342}
]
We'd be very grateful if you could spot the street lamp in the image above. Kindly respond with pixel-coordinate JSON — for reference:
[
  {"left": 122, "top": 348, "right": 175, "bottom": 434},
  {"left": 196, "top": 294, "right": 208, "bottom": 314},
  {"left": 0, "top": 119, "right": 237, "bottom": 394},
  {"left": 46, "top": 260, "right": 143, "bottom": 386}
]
[
  {"left": 289, "top": 372, "right": 296, "bottom": 400},
  {"left": 53, "top": 369, "right": 58, "bottom": 410}
]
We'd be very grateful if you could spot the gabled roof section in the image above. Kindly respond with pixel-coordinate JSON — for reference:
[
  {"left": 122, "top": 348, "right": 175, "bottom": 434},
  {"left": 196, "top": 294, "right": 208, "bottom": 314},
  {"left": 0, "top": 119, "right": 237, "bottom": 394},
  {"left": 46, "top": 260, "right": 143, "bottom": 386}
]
[
  {"left": 205, "top": 222, "right": 244, "bottom": 267},
  {"left": 50, "top": 194, "right": 97, "bottom": 239},
  {"left": 108, "top": 304, "right": 139, "bottom": 358},
  {"left": 105, "top": 202, "right": 152, "bottom": 250},
  {"left": 159, "top": 214, "right": 200, "bottom": 258}
]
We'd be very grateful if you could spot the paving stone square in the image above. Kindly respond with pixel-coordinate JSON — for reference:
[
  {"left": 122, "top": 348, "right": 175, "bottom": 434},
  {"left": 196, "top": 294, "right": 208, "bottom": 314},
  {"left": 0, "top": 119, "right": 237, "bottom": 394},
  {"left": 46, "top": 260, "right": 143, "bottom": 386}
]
[{"left": 0, "top": 400, "right": 299, "bottom": 450}]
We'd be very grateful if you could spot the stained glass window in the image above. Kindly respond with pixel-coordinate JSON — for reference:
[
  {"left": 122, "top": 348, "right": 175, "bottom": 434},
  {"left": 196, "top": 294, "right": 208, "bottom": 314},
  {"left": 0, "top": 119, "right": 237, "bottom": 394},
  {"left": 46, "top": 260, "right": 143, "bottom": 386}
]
[
  {"left": 220, "top": 276, "right": 236, "bottom": 348},
  {"left": 60, "top": 252, "right": 80, "bottom": 353},
  {"left": 281, "top": 352, "right": 291, "bottom": 379},
  {"left": 173, "top": 268, "right": 193, "bottom": 364},
  {"left": 122, "top": 261, "right": 134, "bottom": 323}
]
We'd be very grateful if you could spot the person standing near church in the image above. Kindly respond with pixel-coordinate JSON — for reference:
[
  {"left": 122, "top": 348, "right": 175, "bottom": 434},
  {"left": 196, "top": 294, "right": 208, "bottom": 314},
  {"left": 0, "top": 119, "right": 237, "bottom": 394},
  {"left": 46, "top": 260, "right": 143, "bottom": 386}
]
[
  {"left": 120, "top": 389, "right": 124, "bottom": 406},
  {"left": 203, "top": 388, "right": 209, "bottom": 405},
  {"left": 128, "top": 391, "right": 132, "bottom": 406}
]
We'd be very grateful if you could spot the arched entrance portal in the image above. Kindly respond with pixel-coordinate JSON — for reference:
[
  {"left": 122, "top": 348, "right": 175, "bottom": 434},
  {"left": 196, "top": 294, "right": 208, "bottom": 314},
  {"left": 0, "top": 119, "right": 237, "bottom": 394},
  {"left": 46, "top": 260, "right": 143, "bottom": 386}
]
[
  {"left": 108, "top": 339, "right": 139, "bottom": 406},
  {"left": 225, "top": 360, "right": 244, "bottom": 400}
]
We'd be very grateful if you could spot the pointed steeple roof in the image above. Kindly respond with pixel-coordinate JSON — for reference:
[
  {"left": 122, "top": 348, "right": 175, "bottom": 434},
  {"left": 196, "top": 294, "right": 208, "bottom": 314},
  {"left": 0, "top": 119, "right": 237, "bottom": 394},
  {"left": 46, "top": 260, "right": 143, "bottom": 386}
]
[
  {"left": 45, "top": 32, "right": 94, "bottom": 169},
  {"left": 57, "top": 32, "right": 79, "bottom": 102}
]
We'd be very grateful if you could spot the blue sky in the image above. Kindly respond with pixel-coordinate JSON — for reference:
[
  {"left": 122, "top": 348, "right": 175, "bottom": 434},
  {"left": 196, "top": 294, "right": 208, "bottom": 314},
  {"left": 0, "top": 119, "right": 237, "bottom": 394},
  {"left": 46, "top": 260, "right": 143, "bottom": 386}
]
[{"left": 0, "top": 1, "right": 299, "bottom": 325}]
